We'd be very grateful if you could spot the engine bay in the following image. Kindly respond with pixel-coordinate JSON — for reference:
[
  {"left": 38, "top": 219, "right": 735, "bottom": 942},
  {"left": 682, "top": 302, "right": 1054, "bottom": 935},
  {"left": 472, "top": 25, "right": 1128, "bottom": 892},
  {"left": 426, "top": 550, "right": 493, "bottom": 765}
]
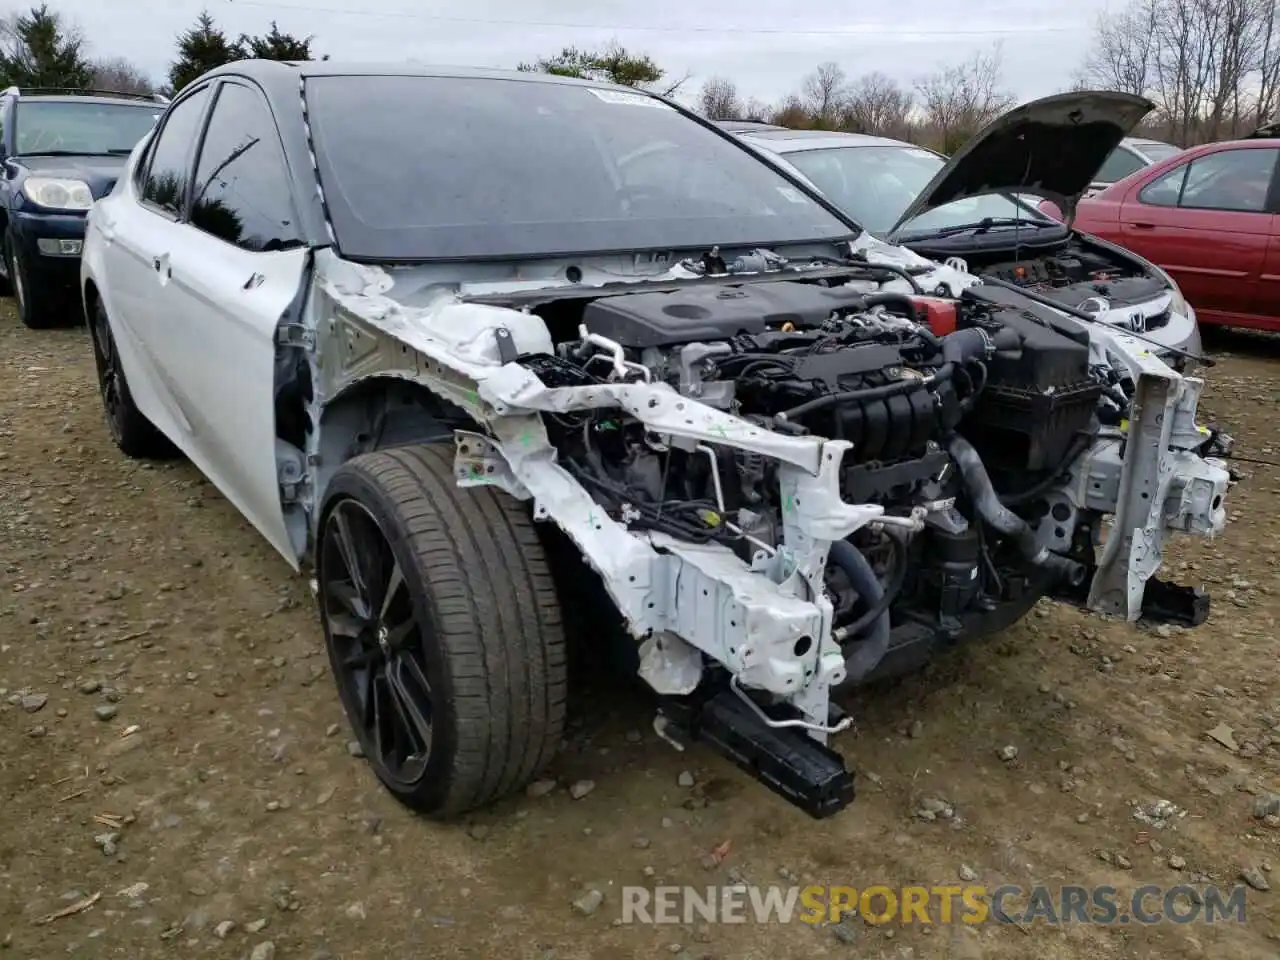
[
  {"left": 520, "top": 277, "right": 1120, "bottom": 679},
  {"left": 911, "top": 234, "right": 1171, "bottom": 317},
  {"left": 308, "top": 248, "right": 1232, "bottom": 820}
]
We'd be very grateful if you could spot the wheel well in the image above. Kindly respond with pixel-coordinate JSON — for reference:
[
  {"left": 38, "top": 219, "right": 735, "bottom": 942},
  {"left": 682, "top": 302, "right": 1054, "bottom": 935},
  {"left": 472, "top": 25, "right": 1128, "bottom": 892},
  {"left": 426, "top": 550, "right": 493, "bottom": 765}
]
[
  {"left": 310, "top": 377, "right": 479, "bottom": 526},
  {"left": 82, "top": 278, "right": 99, "bottom": 329}
]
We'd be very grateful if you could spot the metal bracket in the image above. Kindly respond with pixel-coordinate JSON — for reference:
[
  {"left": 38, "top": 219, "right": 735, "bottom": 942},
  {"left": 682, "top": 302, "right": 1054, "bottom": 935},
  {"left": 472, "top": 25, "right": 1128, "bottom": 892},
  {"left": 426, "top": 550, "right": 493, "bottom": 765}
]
[{"left": 275, "top": 323, "right": 316, "bottom": 350}]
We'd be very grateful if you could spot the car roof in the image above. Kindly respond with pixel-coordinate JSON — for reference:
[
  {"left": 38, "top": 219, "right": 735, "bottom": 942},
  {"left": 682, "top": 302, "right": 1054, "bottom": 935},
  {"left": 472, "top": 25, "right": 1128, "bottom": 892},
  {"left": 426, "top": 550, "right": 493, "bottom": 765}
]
[
  {"left": 738, "top": 128, "right": 932, "bottom": 153},
  {"left": 714, "top": 120, "right": 787, "bottom": 132},
  {"left": 201, "top": 58, "right": 647, "bottom": 93},
  {"left": 1123, "top": 136, "right": 1176, "bottom": 149},
  {"left": 9, "top": 94, "right": 162, "bottom": 107}
]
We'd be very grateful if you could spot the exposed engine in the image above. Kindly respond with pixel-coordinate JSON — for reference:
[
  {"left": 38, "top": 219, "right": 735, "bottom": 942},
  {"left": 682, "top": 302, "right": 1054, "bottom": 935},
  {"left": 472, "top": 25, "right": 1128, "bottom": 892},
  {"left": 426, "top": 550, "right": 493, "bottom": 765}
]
[
  {"left": 914, "top": 234, "right": 1173, "bottom": 326},
  {"left": 516, "top": 272, "right": 1211, "bottom": 710},
  {"left": 387, "top": 261, "right": 1230, "bottom": 820}
]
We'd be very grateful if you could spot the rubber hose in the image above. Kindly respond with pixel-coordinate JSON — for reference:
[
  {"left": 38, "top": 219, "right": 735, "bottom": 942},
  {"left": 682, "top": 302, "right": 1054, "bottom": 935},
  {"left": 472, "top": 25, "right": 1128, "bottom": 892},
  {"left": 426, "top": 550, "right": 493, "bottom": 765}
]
[
  {"left": 828, "top": 534, "right": 904, "bottom": 682},
  {"left": 862, "top": 292, "right": 919, "bottom": 320},
  {"left": 945, "top": 435, "right": 1087, "bottom": 586}
]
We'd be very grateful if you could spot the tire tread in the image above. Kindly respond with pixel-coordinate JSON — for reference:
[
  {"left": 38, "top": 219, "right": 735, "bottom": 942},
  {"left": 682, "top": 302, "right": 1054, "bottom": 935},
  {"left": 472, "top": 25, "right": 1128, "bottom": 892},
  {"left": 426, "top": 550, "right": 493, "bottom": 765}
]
[{"left": 333, "top": 443, "right": 566, "bottom": 815}]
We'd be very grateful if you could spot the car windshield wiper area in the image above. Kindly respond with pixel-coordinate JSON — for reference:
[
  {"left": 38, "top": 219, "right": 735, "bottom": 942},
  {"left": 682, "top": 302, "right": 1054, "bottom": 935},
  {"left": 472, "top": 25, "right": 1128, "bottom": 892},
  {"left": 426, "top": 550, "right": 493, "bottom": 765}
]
[
  {"left": 900, "top": 217, "right": 1061, "bottom": 240},
  {"left": 17, "top": 149, "right": 122, "bottom": 157}
]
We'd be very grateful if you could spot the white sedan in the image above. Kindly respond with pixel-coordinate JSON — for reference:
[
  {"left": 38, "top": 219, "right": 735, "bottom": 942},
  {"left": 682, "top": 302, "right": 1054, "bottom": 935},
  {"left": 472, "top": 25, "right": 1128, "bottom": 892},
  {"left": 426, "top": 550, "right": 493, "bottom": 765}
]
[{"left": 81, "top": 62, "right": 1231, "bottom": 820}]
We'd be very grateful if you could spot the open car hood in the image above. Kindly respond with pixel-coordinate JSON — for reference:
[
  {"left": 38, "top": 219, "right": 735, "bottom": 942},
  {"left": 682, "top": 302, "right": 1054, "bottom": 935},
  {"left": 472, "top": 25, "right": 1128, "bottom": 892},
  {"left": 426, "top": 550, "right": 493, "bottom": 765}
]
[{"left": 888, "top": 91, "right": 1155, "bottom": 234}]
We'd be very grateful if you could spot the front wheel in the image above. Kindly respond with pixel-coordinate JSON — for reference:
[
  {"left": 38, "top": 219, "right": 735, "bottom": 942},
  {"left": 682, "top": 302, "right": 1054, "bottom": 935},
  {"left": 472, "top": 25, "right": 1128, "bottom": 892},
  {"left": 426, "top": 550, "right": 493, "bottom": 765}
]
[
  {"left": 318, "top": 444, "right": 567, "bottom": 817},
  {"left": 10, "top": 246, "right": 58, "bottom": 329}
]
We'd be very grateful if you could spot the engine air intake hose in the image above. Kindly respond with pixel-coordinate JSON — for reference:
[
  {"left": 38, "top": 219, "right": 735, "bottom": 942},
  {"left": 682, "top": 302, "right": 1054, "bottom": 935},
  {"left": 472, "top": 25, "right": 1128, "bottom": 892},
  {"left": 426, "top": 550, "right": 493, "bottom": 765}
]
[{"left": 945, "top": 435, "right": 1087, "bottom": 587}]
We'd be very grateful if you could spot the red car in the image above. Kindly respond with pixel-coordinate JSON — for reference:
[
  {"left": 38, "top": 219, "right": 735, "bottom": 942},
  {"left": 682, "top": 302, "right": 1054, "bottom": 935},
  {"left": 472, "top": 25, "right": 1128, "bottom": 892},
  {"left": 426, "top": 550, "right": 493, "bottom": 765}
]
[{"left": 1069, "top": 135, "right": 1280, "bottom": 332}]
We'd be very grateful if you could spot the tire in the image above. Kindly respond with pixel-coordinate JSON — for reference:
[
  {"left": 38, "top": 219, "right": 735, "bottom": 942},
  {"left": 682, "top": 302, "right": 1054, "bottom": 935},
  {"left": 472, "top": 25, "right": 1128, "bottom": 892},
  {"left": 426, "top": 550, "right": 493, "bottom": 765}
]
[
  {"left": 10, "top": 245, "right": 59, "bottom": 329},
  {"left": 88, "top": 298, "right": 177, "bottom": 459},
  {"left": 318, "top": 444, "right": 567, "bottom": 817}
]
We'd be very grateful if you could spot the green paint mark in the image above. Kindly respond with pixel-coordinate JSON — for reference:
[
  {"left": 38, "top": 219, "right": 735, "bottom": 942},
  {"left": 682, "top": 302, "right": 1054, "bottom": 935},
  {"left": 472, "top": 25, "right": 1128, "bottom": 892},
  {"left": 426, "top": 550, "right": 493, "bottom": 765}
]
[
  {"left": 709, "top": 422, "right": 731, "bottom": 439},
  {"left": 783, "top": 494, "right": 795, "bottom": 514}
]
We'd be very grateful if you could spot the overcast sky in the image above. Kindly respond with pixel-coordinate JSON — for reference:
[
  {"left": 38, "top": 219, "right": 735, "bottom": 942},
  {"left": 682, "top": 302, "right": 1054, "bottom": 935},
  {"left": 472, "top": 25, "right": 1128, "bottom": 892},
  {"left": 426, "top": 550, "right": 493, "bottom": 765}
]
[{"left": 66, "top": 0, "right": 1115, "bottom": 104}]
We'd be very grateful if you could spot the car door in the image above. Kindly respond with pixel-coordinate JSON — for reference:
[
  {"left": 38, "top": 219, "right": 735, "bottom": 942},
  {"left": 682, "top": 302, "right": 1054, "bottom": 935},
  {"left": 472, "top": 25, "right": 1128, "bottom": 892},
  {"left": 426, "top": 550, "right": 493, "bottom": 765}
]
[
  {"left": 92, "top": 84, "right": 215, "bottom": 445},
  {"left": 1116, "top": 145, "right": 1279, "bottom": 317},
  {"left": 146, "top": 78, "right": 310, "bottom": 565}
]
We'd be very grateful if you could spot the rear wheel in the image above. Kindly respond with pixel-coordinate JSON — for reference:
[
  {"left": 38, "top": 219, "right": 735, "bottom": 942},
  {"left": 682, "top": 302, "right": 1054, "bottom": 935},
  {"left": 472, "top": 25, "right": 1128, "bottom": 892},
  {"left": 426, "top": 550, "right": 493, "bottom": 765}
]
[
  {"left": 89, "top": 299, "right": 176, "bottom": 458},
  {"left": 318, "top": 444, "right": 567, "bottom": 817}
]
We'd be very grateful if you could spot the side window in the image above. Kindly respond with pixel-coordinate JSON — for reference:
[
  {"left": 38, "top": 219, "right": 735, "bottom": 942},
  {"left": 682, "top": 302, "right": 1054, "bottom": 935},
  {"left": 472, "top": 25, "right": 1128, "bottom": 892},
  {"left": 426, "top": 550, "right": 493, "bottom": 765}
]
[
  {"left": 1139, "top": 163, "right": 1187, "bottom": 207},
  {"left": 1096, "top": 146, "right": 1145, "bottom": 183},
  {"left": 141, "top": 87, "right": 211, "bottom": 215},
  {"left": 1178, "top": 148, "right": 1278, "bottom": 213},
  {"left": 189, "top": 82, "right": 302, "bottom": 252}
]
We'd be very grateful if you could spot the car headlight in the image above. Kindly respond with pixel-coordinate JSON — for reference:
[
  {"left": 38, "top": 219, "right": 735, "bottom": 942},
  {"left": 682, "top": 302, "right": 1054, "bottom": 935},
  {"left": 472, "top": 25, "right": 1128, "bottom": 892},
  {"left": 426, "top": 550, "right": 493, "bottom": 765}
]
[
  {"left": 1147, "top": 263, "right": 1189, "bottom": 316},
  {"left": 22, "top": 177, "right": 93, "bottom": 211}
]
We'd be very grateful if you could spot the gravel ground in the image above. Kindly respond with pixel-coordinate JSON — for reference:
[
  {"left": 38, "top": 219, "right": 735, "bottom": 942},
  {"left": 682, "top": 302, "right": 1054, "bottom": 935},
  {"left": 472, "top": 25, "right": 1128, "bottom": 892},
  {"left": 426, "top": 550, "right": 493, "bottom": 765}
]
[{"left": 1, "top": 305, "right": 1279, "bottom": 959}]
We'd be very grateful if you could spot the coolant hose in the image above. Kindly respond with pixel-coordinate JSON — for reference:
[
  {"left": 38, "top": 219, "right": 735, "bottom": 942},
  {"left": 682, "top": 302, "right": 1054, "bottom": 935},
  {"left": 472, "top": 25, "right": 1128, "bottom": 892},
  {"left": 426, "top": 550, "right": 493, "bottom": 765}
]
[
  {"left": 945, "top": 435, "right": 1087, "bottom": 587},
  {"left": 828, "top": 535, "right": 903, "bottom": 683},
  {"left": 862, "top": 292, "right": 919, "bottom": 319}
]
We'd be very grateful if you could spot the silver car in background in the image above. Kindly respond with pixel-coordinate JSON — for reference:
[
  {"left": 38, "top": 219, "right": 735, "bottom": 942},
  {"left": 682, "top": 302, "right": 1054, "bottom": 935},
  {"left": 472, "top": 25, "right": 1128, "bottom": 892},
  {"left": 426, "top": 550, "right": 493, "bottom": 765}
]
[{"left": 725, "top": 94, "right": 1203, "bottom": 368}]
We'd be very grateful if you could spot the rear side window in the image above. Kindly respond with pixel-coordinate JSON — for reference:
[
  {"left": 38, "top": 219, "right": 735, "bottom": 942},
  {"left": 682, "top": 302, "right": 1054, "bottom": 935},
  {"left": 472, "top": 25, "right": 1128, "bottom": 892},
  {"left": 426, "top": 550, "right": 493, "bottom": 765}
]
[
  {"left": 1139, "top": 147, "right": 1279, "bottom": 213},
  {"left": 1096, "top": 146, "right": 1144, "bottom": 184},
  {"left": 141, "top": 87, "right": 211, "bottom": 215},
  {"left": 190, "top": 82, "right": 302, "bottom": 252},
  {"left": 1179, "top": 148, "right": 1278, "bottom": 212}
]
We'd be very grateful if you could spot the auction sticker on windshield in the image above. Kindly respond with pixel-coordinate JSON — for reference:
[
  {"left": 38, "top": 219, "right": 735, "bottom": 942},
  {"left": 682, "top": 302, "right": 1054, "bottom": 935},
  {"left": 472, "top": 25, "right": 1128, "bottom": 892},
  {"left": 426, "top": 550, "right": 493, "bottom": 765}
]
[{"left": 586, "top": 88, "right": 674, "bottom": 109}]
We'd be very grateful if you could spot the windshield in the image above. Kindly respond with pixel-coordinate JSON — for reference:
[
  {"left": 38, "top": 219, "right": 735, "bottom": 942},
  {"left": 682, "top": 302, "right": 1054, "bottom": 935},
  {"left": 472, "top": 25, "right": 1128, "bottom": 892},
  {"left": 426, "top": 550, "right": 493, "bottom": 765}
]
[
  {"left": 13, "top": 100, "right": 161, "bottom": 156},
  {"left": 781, "top": 144, "right": 1052, "bottom": 236},
  {"left": 304, "top": 75, "right": 855, "bottom": 262},
  {"left": 1136, "top": 141, "right": 1181, "bottom": 162}
]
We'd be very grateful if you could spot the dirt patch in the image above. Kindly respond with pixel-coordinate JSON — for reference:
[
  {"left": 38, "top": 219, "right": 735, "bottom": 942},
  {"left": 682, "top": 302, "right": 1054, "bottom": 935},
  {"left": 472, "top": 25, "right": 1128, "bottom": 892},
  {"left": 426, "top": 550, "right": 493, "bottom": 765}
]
[{"left": 1, "top": 309, "right": 1278, "bottom": 959}]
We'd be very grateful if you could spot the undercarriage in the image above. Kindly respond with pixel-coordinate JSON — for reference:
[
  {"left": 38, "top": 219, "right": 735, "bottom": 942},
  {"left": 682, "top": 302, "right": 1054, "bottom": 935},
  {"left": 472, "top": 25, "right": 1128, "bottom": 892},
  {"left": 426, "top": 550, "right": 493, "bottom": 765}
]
[{"left": 291, "top": 247, "right": 1231, "bottom": 819}]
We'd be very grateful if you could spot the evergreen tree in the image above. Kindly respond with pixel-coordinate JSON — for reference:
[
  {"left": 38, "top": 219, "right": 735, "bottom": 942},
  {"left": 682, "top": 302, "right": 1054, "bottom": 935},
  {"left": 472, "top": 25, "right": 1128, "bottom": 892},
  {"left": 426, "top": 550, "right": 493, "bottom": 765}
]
[
  {"left": 168, "top": 11, "right": 244, "bottom": 93},
  {"left": 0, "top": 4, "right": 92, "bottom": 90},
  {"left": 240, "top": 21, "right": 313, "bottom": 61},
  {"left": 517, "top": 43, "right": 687, "bottom": 95}
]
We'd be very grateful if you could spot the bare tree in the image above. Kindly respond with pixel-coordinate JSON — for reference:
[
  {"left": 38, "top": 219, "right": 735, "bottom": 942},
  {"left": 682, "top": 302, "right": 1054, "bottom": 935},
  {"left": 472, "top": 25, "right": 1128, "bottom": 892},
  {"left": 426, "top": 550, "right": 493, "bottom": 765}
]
[
  {"left": 841, "top": 71, "right": 913, "bottom": 137},
  {"left": 1255, "top": 0, "right": 1280, "bottom": 124},
  {"left": 915, "top": 43, "right": 1014, "bottom": 152},
  {"left": 770, "top": 94, "right": 812, "bottom": 129},
  {"left": 801, "top": 61, "right": 847, "bottom": 127},
  {"left": 1078, "top": 0, "right": 1280, "bottom": 140},
  {"left": 1082, "top": 0, "right": 1161, "bottom": 94},
  {"left": 1205, "top": 0, "right": 1267, "bottom": 138},
  {"left": 741, "top": 96, "right": 772, "bottom": 122},
  {"left": 90, "top": 56, "right": 154, "bottom": 95},
  {"left": 1151, "top": 0, "right": 1223, "bottom": 143},
  {"left": 697, "top": 75, "right": 742, "bottom": 120}
]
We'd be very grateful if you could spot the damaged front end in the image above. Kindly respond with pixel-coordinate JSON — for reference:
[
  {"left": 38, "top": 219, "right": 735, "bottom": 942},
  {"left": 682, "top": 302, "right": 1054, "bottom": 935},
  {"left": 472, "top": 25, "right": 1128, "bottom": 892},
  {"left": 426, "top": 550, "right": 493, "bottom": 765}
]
[{"left": 285, "top": 248, "right": 1230, "bottom": 819}]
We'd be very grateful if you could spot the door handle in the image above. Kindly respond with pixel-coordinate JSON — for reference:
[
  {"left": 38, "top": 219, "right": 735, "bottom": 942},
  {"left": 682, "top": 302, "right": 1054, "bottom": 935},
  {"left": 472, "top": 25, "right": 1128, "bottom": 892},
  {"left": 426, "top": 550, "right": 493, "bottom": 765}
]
[
  {"left": 152, "top": 252, "right": 171, "bottom": 282},
  {"left": 1131, "top": 221, "right": 1155, "bottom": 230}
]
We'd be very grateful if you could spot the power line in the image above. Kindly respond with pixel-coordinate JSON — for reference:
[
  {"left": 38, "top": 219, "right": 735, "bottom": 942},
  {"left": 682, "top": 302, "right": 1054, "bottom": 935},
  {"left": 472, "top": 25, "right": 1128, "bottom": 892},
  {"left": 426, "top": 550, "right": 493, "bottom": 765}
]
[{"left": 224, "top": 0, "right": 1077, "bottom": 39}]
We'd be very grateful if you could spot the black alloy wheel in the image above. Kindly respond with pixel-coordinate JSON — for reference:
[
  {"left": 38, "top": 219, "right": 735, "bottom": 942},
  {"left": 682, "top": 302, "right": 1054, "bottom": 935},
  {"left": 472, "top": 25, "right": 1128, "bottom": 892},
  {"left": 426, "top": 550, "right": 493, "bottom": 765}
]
[{"left": 320, "top": 497, "right": 435, "bottom": 786}]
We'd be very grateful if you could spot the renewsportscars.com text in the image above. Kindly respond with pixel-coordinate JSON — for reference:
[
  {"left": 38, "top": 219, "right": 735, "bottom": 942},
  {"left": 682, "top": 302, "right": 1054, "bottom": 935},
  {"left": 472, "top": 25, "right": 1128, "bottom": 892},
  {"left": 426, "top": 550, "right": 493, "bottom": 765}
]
[{"left": 619, "top": 884, "right": 1248, "bottom": 926}]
